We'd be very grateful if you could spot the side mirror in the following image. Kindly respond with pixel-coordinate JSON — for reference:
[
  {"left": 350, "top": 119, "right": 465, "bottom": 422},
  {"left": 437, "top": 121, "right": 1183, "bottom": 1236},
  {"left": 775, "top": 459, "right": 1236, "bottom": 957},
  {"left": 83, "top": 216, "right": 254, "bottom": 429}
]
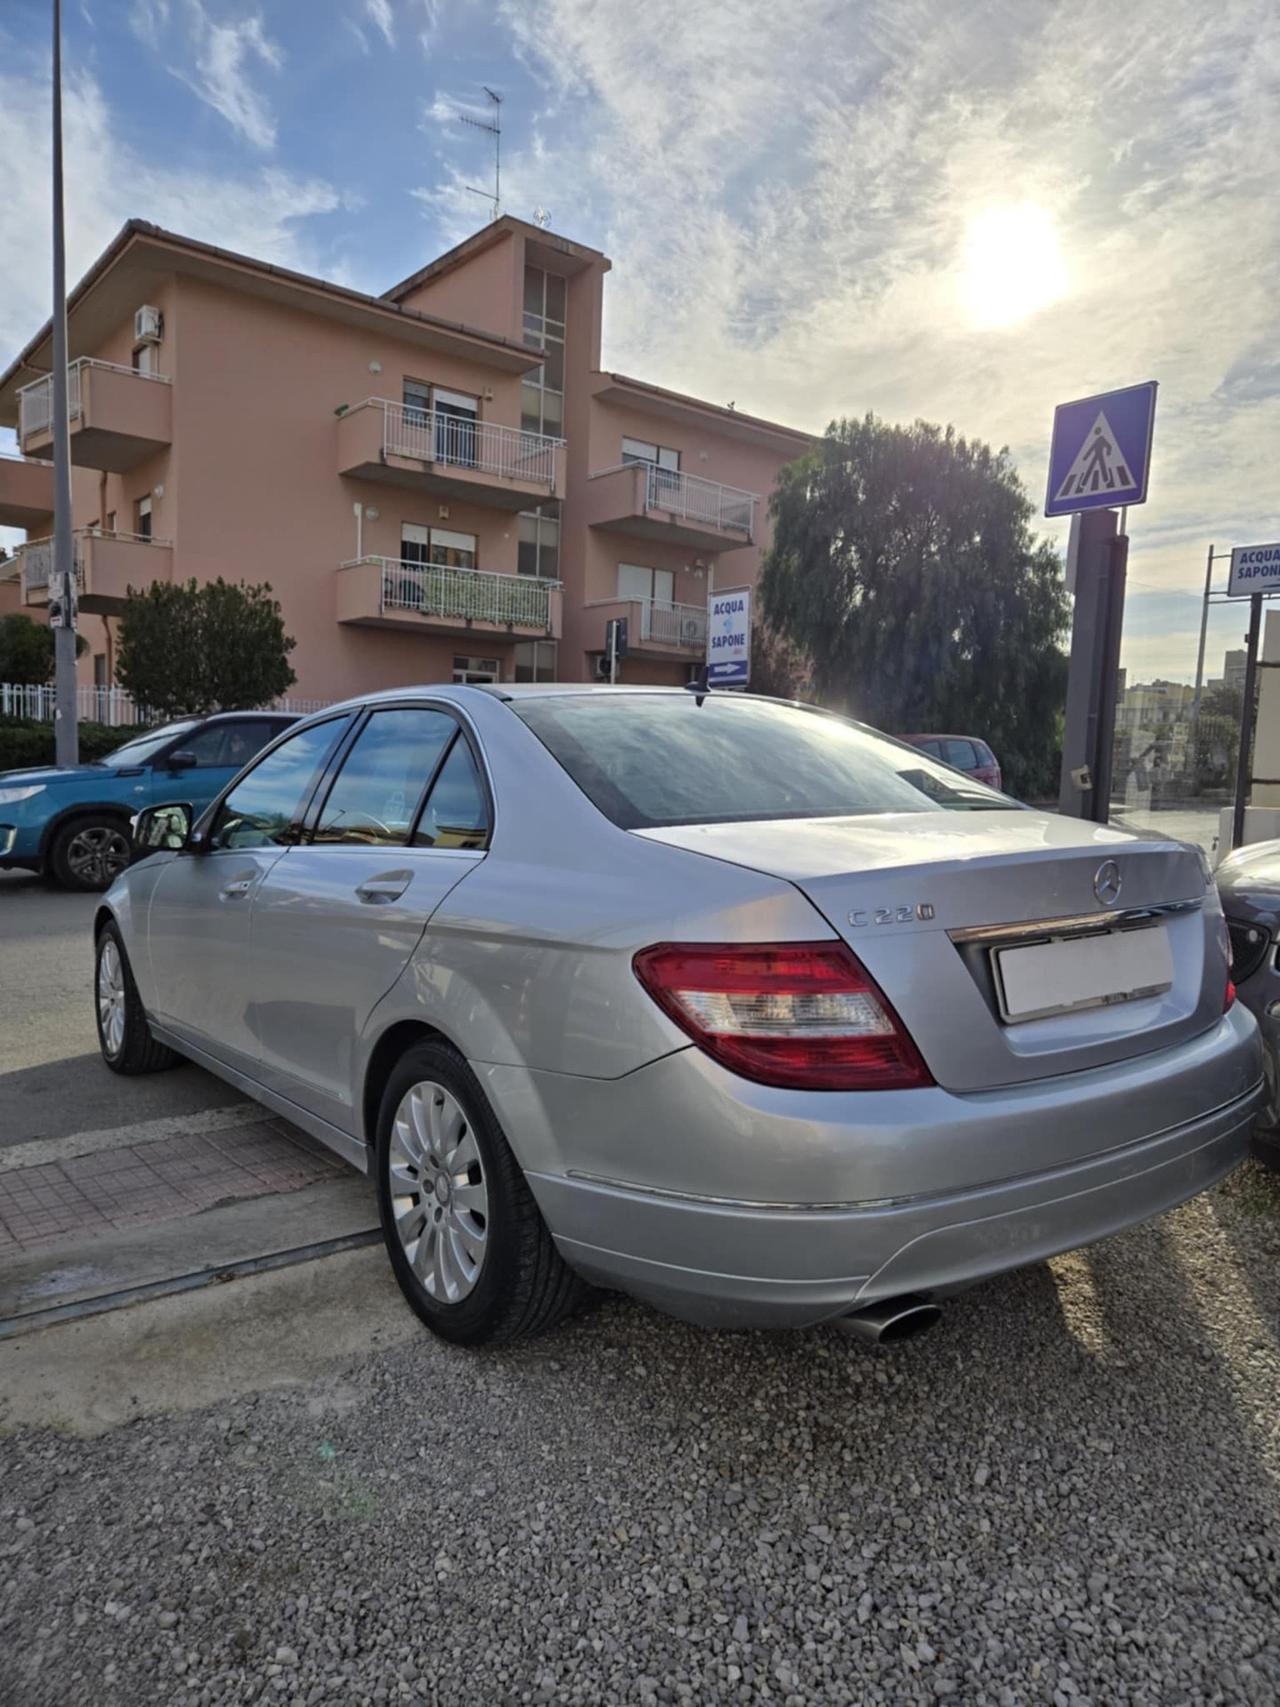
[
  {"left": 166, "top": 750, "right": 197, "bottom": 771},
  {"left": 132, "top": 802, "right": 194, "bottom": 860}
]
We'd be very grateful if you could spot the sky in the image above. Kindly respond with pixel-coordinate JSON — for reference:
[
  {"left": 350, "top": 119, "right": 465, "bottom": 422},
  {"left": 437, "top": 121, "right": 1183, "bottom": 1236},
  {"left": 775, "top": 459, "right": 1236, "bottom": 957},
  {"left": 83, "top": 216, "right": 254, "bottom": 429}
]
[{"left": 1, "top": 0, "right": 1277, "bottom": 685}]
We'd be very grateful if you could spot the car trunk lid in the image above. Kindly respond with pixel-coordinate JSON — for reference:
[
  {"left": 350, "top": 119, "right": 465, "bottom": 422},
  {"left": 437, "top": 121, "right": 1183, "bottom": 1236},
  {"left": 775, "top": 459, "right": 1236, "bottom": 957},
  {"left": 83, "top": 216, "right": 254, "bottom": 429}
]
[{"left": 635, "top": 811, "right": 1219, "bottom": 1091}]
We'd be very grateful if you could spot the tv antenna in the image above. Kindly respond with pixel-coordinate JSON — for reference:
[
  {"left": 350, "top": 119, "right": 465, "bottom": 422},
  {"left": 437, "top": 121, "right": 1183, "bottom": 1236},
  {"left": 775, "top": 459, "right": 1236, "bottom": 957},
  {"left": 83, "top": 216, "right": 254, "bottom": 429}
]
[
  {"left": 462, "top": 86, "right": 502, "bottom": 221},
  {"left": 533, "top": 206, "right": 551, "bottom": 229}
]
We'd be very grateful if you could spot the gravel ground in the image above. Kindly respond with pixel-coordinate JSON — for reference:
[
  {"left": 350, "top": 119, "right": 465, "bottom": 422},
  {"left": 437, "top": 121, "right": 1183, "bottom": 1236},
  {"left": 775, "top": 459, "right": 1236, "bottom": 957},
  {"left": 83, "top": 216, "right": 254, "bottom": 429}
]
[{"left": 3, "top": 1164, "right": 1280, "bottom": 1707}]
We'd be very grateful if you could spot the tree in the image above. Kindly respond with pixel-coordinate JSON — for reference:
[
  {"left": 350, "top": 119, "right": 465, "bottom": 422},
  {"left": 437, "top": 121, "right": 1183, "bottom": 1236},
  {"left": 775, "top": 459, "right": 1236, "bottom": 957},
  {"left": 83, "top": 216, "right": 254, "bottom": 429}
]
[
  {"left": 749, "top": 621, "right": 812, "bottom": 701},
  {"left": 0, "top": 612, "right": 59, "bottom": 685},
  {"left": 115, "top": 578, "right": 296, "bottom": 718},
  {"left": 759, "top": 414, "right": 1070, "bottom": 798}
]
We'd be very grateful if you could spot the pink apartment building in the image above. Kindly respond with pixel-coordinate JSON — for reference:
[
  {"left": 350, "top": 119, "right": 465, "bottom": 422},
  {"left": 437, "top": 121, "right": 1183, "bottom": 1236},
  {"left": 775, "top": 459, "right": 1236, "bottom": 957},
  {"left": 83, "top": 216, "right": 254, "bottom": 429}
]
[{"left": 0, "top": 216, "right": 809, "bottom": 701}]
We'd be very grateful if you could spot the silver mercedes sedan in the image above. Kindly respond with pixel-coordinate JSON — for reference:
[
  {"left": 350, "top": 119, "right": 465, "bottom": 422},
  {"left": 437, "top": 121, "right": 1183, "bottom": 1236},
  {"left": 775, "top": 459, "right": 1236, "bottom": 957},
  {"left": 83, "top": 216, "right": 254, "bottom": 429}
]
[{"left": 95, "top": 686, "right": 1263, "bottom": 1346}]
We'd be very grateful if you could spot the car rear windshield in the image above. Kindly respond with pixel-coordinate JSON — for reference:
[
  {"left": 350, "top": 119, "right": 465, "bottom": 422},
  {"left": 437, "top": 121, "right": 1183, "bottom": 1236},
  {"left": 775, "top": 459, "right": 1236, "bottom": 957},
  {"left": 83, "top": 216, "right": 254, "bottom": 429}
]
[{"left": 512, "top": 695, "right": 1018, "bottom": 830}]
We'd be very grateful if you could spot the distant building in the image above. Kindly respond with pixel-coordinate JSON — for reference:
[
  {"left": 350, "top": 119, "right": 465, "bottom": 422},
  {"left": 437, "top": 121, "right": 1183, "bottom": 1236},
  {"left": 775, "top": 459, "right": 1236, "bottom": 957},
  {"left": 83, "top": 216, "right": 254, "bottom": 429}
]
[{"left": 1223, "top": 650, "right": 1248, "bottom": 695}]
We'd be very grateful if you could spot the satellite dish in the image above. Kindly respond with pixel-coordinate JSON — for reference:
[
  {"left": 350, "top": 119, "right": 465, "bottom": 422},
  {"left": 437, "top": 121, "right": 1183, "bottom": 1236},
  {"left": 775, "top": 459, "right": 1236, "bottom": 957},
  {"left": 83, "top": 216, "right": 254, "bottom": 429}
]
[{"left": 533, "top": 206, "right": 552, "bottom": 229}]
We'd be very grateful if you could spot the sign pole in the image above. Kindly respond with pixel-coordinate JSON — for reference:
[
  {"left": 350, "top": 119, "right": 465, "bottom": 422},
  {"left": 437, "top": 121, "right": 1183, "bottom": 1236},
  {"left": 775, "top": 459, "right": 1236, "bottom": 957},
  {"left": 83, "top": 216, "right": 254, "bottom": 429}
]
[
  {"left": 1190, "top": 541, "right": 1216, "bottom": 726},
  {"left": 1231, "top": 592, "right": 1263, "bottom": 851},
  {"left": 609, "top": 619, "right": 618, "bottom": 685},
  {"left": 51, "top": 0, "right": 79, "bottom": 768}
]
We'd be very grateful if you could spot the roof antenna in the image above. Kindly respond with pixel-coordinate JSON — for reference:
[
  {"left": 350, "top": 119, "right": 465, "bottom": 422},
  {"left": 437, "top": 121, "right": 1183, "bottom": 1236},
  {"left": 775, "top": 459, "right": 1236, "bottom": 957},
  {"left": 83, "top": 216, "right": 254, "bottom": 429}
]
[{"left": 462, "top": 86, "right": 502, "bottom": 221}]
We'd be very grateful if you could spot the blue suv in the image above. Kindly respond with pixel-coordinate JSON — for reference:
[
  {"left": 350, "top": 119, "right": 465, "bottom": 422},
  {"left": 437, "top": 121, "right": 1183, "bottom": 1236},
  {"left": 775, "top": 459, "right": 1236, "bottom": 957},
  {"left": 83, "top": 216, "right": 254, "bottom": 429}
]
[{"left": 0, "top": 711, "right": 296, "bottom": 891}]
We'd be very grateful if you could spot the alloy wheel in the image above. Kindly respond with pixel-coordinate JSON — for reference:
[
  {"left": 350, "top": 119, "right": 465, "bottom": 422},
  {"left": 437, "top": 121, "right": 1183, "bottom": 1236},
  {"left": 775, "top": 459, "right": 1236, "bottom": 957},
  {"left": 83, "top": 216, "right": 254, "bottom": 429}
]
[
  {"left": 97, "top": 938, "right": 126, "bottom": 1057},
  {"left": 67, "top": 825, "right": 131, "bottom": 887},
  {"left": 387, "top": 1079, "right": 489, "bottom": 1304}
]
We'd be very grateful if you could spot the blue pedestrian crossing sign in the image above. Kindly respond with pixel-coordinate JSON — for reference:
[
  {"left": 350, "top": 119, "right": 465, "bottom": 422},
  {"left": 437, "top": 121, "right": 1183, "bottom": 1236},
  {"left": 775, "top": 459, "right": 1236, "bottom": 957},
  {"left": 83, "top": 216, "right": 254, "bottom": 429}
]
[{"left": 1045, "top": 381, "right": 1157, "bottom": 518}]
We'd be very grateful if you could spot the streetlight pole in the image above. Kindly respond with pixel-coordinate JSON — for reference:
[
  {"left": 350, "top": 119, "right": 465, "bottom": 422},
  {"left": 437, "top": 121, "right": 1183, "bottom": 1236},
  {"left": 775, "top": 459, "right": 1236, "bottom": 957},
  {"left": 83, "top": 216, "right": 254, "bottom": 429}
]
[{"left": 50, "top": 0, "right": 79, "bottom": 767}]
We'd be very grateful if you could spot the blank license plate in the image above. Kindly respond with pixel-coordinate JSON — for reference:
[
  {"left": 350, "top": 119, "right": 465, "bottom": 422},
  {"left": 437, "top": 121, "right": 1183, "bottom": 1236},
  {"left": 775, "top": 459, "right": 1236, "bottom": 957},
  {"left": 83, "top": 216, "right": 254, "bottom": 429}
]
[{"left": 994, "top": 926, "right": 1173, "bottom": 1023}]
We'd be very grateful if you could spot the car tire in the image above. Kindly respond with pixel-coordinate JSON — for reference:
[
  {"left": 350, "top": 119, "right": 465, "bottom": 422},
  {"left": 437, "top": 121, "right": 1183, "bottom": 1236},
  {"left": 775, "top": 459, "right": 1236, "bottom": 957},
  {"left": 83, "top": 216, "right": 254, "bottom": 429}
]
[
  {"left": 375, "top": 1038, "right": 586, "bottom": 1345},
  {"left": 50, "top": 814, "right": 133, "bottom": 892},
  {"left": 95, "top": 921, "right": 179, "bottom": 1075}
]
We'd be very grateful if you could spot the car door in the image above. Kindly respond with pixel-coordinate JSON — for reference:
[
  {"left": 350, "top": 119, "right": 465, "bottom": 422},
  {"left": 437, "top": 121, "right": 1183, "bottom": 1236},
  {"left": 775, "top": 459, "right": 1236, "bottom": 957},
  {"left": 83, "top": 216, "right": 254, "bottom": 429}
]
[
  {"left": 250, "top": 705, "right": 491, "bottom": 1132},
  {"left": 144, "top": 715, "right": 354, "bottom": 1075}
]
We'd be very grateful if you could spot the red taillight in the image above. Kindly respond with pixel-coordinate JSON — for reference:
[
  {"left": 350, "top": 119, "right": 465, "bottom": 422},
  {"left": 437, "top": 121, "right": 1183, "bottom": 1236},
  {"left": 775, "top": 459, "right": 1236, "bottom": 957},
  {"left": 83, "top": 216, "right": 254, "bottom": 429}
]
[
  {"left": 632, "top": 941, "right": 933, "bottom": 1091},
  {"left": 1226, "top": 978, "right": 1237, "bottom": 1011}
]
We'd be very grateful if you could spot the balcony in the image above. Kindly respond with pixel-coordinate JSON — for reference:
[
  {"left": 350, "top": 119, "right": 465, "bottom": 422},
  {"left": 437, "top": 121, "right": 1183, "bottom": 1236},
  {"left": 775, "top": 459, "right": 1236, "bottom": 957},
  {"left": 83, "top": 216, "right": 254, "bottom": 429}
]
[
  {"left": 337, "top": 400, "right": 565, "bottom": 509},
  {"left": 0, "top": 452, "right": 54, "bottom": 528},
  {"left": 588, "top": 596, "right": 708, "bottom": 659},
  {"left": 585, "top": 463, "right": 756, "bottom": 550},
  {"left": 337, "top": 556, "right": 562, "bottom": 639},
  {"left": 17, "top": 360, "right": 172, "bottom": 473},
  {"left": 20, "top": 529, "right": 174, "bottom": 614}
]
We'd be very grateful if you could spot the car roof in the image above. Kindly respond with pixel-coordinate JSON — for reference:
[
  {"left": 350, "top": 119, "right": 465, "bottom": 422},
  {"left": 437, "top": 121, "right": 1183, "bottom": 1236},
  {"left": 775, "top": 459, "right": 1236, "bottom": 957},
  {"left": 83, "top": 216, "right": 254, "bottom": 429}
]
[{"left": 308, "top": 683, "right": 765, "bottom": 718}]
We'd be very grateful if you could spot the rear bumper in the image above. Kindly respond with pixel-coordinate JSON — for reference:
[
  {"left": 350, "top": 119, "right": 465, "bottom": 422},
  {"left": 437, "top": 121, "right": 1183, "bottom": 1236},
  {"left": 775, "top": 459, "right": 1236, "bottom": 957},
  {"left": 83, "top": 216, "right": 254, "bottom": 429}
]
[{"left": 510, "top": 1008, "right": 1263, "bottom": 1329}]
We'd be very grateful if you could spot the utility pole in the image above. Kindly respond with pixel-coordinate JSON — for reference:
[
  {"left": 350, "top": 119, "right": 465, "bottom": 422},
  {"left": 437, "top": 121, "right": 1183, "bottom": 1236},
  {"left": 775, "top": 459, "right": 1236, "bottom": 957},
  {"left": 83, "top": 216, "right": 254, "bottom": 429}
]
[
  {"left": 51, "top": 0, "right": 79, "bottom": 767},
  {"left": 1190, "top": 541, "right": 1220, "bottom": 726}
]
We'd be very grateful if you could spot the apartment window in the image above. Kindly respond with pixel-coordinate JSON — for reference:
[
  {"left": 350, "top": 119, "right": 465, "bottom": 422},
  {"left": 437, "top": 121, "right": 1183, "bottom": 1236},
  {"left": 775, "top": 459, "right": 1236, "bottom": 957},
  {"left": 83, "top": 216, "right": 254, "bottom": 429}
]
[
  {"left": 135, "top": 494, "right": 152, "bottom": 540},
  {"left": 452, "top": 656, "right": 502, "bottom": 684},
  {"left": 105, "top": 510, "right": 116, "bottom": 533},
  {"left": 521, "top": 265, "right": 566, "bottom": 439},
  {"left": 93, "top": 653, "right": 108, "bottom": 688},
  {"left": 514, "top": 640, "right": 557, "bottom": 682},
  {"left": 622, "top": 438, "right": 680, "bottom": 472},
  {"left": 401, "top": 381, "right": 478, "bottom": 465},
  {"left": 517, "top": 508, "right": 560, "bottom": 578},
  {"left": 401, "top": 524, "right": 477, "bottom": 569},
  {"left": 618, "top": 563, "right": 675, "bottom": 606},
  {"left": 131, "top": 344, "right": 156, "bottom": 376}
]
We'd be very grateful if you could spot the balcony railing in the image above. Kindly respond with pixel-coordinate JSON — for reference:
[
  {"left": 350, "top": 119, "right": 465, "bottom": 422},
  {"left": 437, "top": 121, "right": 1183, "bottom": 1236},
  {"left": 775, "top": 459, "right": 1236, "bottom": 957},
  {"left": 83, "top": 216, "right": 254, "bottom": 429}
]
[
  {"left": 18, "top": 536, "right": 82, "bottom": 591},
  {"left": 19, "top": 529, "right": 170, "bottom": 592},
  {"left": 635, "top": 463, "right": 756, "bottom": 536},
  {"left": 17, "top": 358, "right": 171, "bottom": 441},
  {"left": 346, "top": 556, "right": 560, "bottom": 631},
  {"left": 640, "top": 598, "right": 708, "bottom": 648},
  {"left": 375, "top": 400, "right": 563, "bottom": 490}
]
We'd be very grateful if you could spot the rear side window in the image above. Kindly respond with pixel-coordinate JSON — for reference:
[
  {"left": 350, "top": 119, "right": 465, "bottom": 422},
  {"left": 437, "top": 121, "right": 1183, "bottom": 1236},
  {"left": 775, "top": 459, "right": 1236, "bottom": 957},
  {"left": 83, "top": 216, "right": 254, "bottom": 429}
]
[
  {"left": 943, "top": 738, "right": 979, "bottom": 770},
  {"left": 312, "top": 709, "right": 456, "bottom": 846},
  {"left": 513, "top": 695, "right": 1014, "bottom": 829},
  {"left": 173, "top": 718, "right": 281, "bottom": 770},
  {"left": 210, "top": 717, "right": 352, "bottom": 850},
  {"left": 413, "top": 736, "right": 489, "bottom": 849}
]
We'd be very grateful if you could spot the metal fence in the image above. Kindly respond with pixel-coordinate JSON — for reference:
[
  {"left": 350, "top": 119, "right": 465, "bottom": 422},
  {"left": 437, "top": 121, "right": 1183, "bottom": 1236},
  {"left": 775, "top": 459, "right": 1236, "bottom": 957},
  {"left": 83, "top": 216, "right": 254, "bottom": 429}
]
[
  {"left": 375, "top": 557, "right": 560, "bottom": 630},
  {"left": 16, "top": 357, "right": 170, "bottom": 441},
  {"left": 0, "top": 682, "right": 331, "bottom": 729},
  {"left": 378, "top": 401, "right": 563, "bottom": 490},
  {"left": 640, "top": 464, "right": 756, "bottom": 536},
  {"left": 640, "top": 599, "right": 708, "bottom": 648}
]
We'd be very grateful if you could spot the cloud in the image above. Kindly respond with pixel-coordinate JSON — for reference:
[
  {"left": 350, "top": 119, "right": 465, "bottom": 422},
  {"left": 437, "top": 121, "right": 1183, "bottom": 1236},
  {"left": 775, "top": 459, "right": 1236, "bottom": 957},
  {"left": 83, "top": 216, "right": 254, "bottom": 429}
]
[
  {"left": 171, "top": 3, "right": 284, "bottom": 149},
  {"left": 460, "top": 0, "right": 1278, "bottom": 680},
  {"left": 128, "top": 0, "right": 170, "bottom": 48},
  {"left": 364, "top": 0, "right": 395, "bottom": 48},
  {"left": 0, "top": 67, "right": 344, "bottom": 358}
]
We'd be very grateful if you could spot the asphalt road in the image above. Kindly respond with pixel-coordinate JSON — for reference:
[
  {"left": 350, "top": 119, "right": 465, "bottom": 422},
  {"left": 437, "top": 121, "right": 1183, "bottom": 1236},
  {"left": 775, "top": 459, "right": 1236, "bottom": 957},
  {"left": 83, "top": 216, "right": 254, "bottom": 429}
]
[{"left": 0, "top": 870, "right": 241, "bottom": 1147}]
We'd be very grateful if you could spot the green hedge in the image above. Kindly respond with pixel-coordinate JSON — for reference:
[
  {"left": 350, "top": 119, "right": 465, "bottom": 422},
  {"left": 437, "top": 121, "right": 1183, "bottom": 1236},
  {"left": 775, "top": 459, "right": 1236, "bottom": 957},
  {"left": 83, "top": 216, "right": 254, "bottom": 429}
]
[{"left": 0, "top": 717, "right": 153, "bottom": 772}]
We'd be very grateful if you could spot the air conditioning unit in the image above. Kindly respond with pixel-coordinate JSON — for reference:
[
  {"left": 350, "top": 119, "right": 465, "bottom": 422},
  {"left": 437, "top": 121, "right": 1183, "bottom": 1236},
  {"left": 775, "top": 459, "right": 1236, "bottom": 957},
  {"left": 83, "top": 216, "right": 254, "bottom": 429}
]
[
  {"left": 681, "top": 616, "right": 703, "bottom": 644},
  {"left": 134, "top": 305, "right": 163, "bottom": 344},
  {"left": 438, "top": 504, "right": 450, "bottom": 520},
  {"left": 594, "top": 654, "right": 614, "bottom": 680}
]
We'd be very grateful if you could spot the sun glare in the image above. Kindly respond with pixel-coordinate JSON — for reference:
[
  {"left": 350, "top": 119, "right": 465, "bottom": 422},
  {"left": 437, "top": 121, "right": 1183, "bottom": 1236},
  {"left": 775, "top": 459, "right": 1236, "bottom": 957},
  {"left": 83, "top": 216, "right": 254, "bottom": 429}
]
[{"left": 959, "top": 203, "right": 1067, "bottom": 328}]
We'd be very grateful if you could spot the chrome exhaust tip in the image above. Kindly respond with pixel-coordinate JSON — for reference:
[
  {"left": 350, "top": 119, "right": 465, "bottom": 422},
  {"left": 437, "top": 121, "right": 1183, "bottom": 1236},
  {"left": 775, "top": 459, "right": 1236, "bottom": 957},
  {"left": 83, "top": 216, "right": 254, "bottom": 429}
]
[{"left": 835, "top": 1295, "right": 941, "bottom": 1345}]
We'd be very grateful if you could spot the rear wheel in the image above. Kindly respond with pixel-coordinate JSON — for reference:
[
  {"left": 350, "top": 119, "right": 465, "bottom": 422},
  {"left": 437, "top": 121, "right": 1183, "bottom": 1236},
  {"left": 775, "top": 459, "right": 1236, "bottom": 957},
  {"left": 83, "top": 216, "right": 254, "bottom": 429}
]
[
  {"left": 50, "top": 815, "right": 132, "bottom": 892},
  {"left": 375, "top": 1039, "right": 585, "bottom": 1344},
  {"left": 95, "top": 922, "right": 178, "bottom": 1075}
]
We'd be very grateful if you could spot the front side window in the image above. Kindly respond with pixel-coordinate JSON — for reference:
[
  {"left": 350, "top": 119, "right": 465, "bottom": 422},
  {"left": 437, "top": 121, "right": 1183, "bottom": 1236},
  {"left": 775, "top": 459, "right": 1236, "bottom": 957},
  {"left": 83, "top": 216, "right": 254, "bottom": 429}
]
[
  {"left": 943, "top": 739, "right": 979, "bottom": 770},
  {"left": 165, "top": 718, "right": 280, "bottom": 770},
  {"left": 413, "top": 736, "right": 489, "bottom": 849},
  {"left": 312, "top": 709, "right": 456, "bottom": 847},
  {"left": 209, "top": 717, "right": 352, "bottom": 850},
  {"left": 512, "top": 695, "right": 1018, "bottom": 830}
]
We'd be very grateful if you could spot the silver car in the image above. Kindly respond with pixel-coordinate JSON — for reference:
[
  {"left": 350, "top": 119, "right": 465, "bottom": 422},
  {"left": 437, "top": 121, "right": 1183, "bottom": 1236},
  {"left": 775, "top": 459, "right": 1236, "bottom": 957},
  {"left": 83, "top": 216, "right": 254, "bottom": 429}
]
[{"left": 95, "top": 686, "right": 1263, "bottom": 1346}]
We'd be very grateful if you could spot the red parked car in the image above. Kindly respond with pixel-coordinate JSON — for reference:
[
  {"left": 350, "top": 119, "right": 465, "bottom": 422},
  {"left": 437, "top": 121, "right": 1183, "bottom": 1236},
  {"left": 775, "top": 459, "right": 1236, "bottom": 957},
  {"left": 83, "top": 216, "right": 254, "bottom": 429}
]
[{"left": 902, "top": 734, "right": 1003, "bottom": 792}]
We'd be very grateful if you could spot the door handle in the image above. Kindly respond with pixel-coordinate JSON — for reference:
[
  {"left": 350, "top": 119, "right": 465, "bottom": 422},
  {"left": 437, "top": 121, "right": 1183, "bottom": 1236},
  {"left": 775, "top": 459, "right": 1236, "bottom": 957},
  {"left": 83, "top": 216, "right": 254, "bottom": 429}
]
[
  {"left": 356, "top": 872, "right": 412, "bottom": 905},
  {"left": 221, "top": 876, "right": 255, "bottom": 900}
]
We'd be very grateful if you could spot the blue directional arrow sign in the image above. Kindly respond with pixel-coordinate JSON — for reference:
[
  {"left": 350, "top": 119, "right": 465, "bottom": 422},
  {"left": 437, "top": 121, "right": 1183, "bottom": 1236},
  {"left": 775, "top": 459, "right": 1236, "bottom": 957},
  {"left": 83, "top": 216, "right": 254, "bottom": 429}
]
[{"left": 1045, "top": 381, "right": 1157, "bottom": 518}]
